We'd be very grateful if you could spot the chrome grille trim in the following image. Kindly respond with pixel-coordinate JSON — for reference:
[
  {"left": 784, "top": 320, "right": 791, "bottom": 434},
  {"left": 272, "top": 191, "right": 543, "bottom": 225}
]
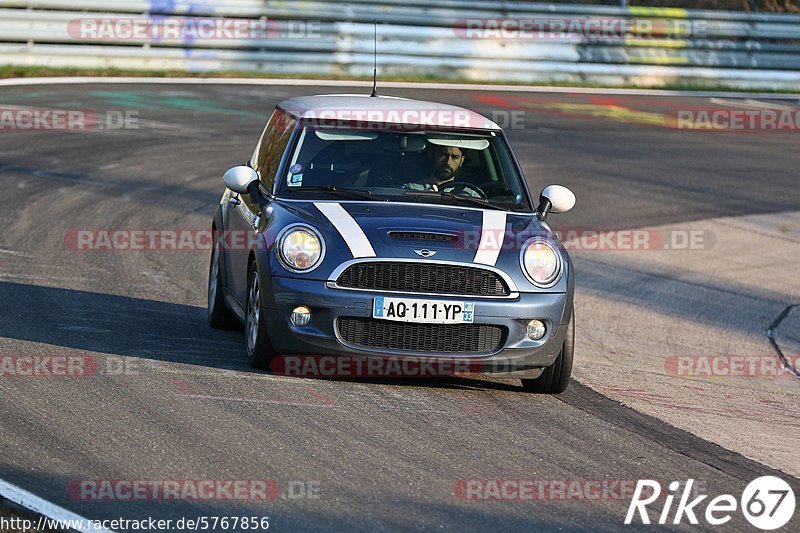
[{"left": 326, "top": 259, "right": 520, "bottom": 299}]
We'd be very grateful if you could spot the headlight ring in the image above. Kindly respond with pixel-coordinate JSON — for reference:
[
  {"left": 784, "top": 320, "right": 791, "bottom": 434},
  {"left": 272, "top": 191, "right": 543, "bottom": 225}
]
[
  {"left": 519, "top": 237, "right": 563, "bottom": 288},
  {"left": 276, "top": 224, "right": 326, "bottom": 273}
]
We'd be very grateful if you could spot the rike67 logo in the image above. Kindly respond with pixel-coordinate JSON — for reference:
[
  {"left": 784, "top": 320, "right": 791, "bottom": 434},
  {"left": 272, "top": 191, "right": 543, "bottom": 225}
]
[{"left": 626, "top": 477, "right": 795, "bottom": 530}]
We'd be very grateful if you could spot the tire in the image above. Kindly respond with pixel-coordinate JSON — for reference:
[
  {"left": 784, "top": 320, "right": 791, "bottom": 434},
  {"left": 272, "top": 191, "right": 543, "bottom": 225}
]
[
  {"left": 207, "top": 237, "right": 239, "bottom": 329},
  {"left": 521, "top": 309, "right": 574, "bottom": 394},
  {"left": 245, "top": 261, "right": 278, "bottom": 370}
]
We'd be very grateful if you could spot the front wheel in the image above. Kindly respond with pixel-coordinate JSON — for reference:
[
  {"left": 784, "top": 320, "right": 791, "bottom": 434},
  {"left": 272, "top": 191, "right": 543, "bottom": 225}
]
[
  {"left": 245, "top": 262, "right": 278, "bottom": 370},
  {"left": 521, "top": 309, "right": 574, "bottom": 394},
  {"left": 207, "top": 238, "right": 238, "bottom": 329}
]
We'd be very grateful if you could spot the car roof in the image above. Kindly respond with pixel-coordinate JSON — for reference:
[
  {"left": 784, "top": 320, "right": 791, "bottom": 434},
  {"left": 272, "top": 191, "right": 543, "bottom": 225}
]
[{"left": 277, "top": 94, "right": 502, "bottom": 131}]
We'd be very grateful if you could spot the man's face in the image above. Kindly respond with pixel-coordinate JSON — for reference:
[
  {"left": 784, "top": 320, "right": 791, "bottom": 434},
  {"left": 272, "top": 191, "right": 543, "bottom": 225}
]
[{"left": 430, "top": 146, "right": 464, "bottom": 181}]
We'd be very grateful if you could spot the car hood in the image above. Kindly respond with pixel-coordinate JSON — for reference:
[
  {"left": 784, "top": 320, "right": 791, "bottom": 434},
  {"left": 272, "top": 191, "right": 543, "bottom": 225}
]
[{"left": 270, "top": 200, "right": 566, "bottom": 292}]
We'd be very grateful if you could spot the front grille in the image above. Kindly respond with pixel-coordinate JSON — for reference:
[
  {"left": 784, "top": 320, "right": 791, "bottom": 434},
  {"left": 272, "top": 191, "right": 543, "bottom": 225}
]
[
  {"left": 388, "top": 231, "right": 457, "bottom": 243},
  {"left": 337, "top": 317, "right": 505, "bottom": 354},
  {"left": 336, "top": 262, "right": 510, "bottom": 296}
]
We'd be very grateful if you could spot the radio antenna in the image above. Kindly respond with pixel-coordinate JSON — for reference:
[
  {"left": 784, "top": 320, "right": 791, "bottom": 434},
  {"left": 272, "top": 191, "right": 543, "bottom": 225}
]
[{"left": 370, "top": 20, "right": 378, "bottom": 97}]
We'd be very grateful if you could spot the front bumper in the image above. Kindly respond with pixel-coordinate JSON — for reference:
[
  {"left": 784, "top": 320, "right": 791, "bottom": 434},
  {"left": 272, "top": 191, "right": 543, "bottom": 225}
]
[{"left": 262, "top": 276, "right": 571, "bottom": 375}]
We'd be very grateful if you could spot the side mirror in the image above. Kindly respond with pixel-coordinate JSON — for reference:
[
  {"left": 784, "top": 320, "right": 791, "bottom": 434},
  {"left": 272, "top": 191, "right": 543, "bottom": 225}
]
[
  {"left": 223, "top": 166, "right": 259, "bottom": 194},
  {"left": 537, "top": 185, "right": 576, "bottom": 219}
]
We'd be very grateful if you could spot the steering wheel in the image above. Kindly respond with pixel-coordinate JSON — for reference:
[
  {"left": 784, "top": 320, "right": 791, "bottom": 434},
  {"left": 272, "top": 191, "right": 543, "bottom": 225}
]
[{"left": 440, "top": 181, "right": 488, "bottom": 199}]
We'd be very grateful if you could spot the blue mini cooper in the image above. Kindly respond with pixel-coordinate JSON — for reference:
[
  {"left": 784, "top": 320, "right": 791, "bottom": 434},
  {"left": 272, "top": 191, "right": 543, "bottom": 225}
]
[{"left": 208, "top": 94, "right": 576, "bottom": 393}]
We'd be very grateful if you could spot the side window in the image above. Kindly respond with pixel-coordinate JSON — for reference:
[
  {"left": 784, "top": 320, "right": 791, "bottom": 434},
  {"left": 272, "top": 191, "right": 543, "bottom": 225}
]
[{"left": 252, "top": 110, "right": 296, "bottom": 190}]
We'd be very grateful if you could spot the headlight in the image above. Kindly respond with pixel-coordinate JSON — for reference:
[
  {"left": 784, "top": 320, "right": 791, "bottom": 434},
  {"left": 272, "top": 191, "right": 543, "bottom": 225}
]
[
  {"left": 520, "top": 239, "right": 562, "bottom": 287},
  {"left": 278, "top": 225, "right": 325, "bottom": 272}
]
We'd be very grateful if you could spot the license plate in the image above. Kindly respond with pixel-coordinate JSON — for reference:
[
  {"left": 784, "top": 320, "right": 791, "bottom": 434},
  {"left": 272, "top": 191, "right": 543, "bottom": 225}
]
[{"left": 372, "top": 297, "right": 474, "bottom": 324}]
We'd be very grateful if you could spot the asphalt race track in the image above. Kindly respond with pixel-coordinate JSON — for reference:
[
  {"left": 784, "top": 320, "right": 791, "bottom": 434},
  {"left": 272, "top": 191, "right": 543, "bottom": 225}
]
[{"left": 0, "top": 81, "right": 798, "bottom": 531}]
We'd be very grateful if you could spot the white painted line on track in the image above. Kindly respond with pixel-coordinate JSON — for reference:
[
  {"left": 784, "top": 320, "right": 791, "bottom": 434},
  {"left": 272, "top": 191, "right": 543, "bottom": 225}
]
[
  {"left": 709, "top": 97, "right": 798, "bottom": 111},
  {"left": 0, "top": 477, "right": 115, "bottom": 533},
  {"left": 0, "top": 248, "right": 33, "bottom": 258},
  {"left": 0, "top": 77, "right": 799, "bottom": 99}
]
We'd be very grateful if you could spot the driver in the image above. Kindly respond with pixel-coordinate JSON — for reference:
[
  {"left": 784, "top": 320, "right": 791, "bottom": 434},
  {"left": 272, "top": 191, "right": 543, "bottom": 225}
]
[{"left": 403, "top": 144, "right": 469, "bottom": 193}]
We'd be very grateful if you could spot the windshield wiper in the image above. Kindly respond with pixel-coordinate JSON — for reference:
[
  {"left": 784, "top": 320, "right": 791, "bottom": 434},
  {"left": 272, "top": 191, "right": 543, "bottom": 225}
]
[
  {"left": 286, "top": 186, "right": 375, "bottom": 201},
  {"left": 404, "top": 190, "right": 506, "bottom": 211}
]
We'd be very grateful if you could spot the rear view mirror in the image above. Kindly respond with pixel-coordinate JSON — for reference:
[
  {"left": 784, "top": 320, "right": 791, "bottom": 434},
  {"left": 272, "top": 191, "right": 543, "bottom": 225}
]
[{"left": 223, "top": 166, "right": 259, "bottom": 194}]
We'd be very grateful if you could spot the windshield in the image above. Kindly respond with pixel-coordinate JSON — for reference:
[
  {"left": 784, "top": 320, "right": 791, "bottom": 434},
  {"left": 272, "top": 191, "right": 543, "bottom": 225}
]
[{"left": 277, "top": 125, "right": 532, "bottom": 212}]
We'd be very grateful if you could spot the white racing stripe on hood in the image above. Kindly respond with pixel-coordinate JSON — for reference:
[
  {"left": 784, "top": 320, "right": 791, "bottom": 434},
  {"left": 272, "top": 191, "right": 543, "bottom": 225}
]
[
  {"left": 473, "top": 211, "right": 507, "bottom": 266},
  {"left": 314, "top": 202, "right": 376, "bottom": 258}
]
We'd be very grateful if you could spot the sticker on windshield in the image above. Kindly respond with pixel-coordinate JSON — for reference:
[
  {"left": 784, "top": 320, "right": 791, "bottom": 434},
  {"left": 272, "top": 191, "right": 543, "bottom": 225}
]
[
  {"left": 288, "top": 173, "right": 303, "bottom": 187},
  {"left": 289, "top": 163, "right": 303, "bottom": 174}
]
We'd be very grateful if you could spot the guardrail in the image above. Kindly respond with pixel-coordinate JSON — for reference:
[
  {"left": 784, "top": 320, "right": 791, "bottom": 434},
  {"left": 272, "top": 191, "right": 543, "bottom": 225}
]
[{"left": 1, "top": 1, "right": 799, "bottom": 89}]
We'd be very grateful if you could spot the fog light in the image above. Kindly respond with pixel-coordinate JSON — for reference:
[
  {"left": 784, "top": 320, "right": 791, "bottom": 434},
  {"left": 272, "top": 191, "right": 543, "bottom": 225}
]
[
  {"left": 526, "top": 319, "right": 546, "bottom": 340},
  {"left": 291, "top": 306, "right": 312, "bottom": 327}
]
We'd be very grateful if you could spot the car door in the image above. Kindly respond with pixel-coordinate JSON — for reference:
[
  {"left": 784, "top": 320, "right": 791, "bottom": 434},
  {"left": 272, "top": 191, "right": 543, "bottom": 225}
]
[{"left": 225, "top": 109, "right": 296, "bottom": 306}]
